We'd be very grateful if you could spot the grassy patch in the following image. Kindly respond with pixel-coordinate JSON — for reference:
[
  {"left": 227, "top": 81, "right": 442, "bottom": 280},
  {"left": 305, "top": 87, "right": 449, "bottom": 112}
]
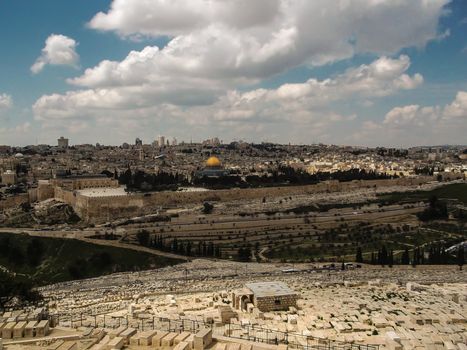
[
  {"left": 0, "top": 233, "right": 182, "bottom": 285},
  {"left": 378, "top": 183, "right": 467, "bottom": 205}
]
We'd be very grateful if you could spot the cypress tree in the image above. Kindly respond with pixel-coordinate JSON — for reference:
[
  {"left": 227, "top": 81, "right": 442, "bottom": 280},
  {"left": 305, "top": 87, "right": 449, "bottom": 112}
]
[
  {"left": 356, "top": 247, "right": 363, "bottom": 263},
  {"left": 457, "top": 247, "right": 465, "bottom": 270}
]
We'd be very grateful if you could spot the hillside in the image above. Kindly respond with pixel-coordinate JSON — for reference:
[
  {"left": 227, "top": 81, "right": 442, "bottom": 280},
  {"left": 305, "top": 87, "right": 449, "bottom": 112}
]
[{"left": 0, "top": 232, "right": 183, "bottom": 285}]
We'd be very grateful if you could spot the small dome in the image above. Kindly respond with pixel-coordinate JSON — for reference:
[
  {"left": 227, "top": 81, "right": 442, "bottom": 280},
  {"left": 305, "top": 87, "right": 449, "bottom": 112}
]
[
  {"left": 206, "top": 156, "right": 221, "bottom": 167},
  {"left": 14, "top": 153, "right": 24, "bottom": 158}
]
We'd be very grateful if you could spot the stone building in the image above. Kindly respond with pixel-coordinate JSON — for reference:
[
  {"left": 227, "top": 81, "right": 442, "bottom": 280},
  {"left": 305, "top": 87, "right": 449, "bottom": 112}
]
[
  {"left": 57, "top": 136, "right": 69, "bottom": 148},
  {"left": 1, "top": 170, "right": 17, "bottom": 185},
  {"left": 233, "top": 282, "right": 298, "bottom": 312},
  {"left": 195, "top": 156, "right": 230, "bottom": 178}
]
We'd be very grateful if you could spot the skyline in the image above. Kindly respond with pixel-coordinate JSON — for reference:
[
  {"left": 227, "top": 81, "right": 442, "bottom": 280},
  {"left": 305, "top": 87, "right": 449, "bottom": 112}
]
[{"left": 0, "top": 0, "right": 466, "bottom": 147}]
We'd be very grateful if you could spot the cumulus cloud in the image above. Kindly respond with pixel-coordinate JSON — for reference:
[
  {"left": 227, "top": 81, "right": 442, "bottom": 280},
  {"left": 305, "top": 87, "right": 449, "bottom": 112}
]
[
  {"left": 88, "top": 0, "right": 448, "bottom": 70},
  {"left": 32, "top": 0, "right": 452, "bottom": 144},
  {"left": 55, "top": 53, "right": 421, "bottom": 118},
  {"left": 383, "top": 105, "right": 439, "bottom": 127},
  {"left": 350, "top": 91, "right": 467, "bottom": 147},
  {"left": 0, "top": 93, "right": 12, "bottom": 110},
  {"left": 33, "top": 55, "right": 424, "bottom": 145},
  {"left": 31, "top": 34, "right": 79, "bottom": 74},
  {"left": 443, "top": 91, "right": 467, "bottom": 119},
  {"left": 383, "top": 91, "right": 467, "bottom": 126},
  {"left": 89, "top": 0, "right": 281, "bottom": 37}
]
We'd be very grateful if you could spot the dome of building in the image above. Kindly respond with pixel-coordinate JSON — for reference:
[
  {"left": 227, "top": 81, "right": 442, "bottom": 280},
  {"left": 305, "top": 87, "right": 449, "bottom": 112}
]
[
  {"left": 206, "top": 156, "right": 221, "bottom": 167},
  {"left": 14, "top": 153, "right": 24, "bottom": 158}
]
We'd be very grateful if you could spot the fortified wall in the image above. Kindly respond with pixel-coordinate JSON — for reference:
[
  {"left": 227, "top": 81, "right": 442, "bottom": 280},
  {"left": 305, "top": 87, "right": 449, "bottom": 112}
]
[{"left": 70, "top": 176, "right": 433, "bottom": 223}]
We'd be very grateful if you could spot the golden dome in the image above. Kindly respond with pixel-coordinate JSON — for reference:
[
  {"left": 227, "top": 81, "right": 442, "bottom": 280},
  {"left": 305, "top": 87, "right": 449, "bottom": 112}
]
[{"left": 206, "top": 156, "right": 221, "bottom": 167}]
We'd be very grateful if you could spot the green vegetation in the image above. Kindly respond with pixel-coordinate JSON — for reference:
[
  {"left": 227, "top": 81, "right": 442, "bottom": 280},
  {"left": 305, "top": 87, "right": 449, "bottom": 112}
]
[
  {"left": 0, "top": 233, "right": 182, "bottom": 285},
  {"left": 377, "top": 183, "right": 467, "bottom": 205},
  {"left": 0, "top": 270, "right": 42, "bottom": 310},
  {"left": 417, "top": 196, "right": 448, "bottom": 221}
]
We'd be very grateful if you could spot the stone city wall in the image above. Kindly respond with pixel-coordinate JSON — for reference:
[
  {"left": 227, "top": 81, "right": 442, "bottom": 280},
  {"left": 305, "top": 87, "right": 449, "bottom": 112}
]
[
  {"left": 74, "top": 193, "right": 144, "bottom": 222},
  {"left": 54, "top": 186, "right": 77, "bottom": 206},
  {"left": 71, "top": 176, "right": 434, "bottom": 222},
  {"left": 37, "top": 181, "right": 55, "bottom": 201}
]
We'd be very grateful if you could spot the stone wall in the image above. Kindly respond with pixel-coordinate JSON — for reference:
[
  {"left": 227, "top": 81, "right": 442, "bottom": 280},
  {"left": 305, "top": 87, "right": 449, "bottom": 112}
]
[
  {"left": 79, "top": 176, "right": 433, "bottom": 222},
  {"left": 33, "top": 176, "right": 434, "bottom": 223},
  {"left": 50, "top": 177, "right": 119, "bottom": 191},
  {"left": 254, "top": 294, "right": 298, "bottom": 312},
  {"left": 37, "top": 181, "right": 54, "bottom": 201}
]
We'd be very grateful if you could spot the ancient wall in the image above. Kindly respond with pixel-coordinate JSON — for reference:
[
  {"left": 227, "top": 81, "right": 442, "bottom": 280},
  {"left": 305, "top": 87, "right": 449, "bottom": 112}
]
[
  {"left": 74, "top": 194, "right": 144, "bottom": 222},
  {"left": 37, "top": 181, "right": 55, "bottom": 201},
  {"left": 54, "top": 187, "right": 76, "bottom": 207},
  {"left": 54, "top": 176, "right": 435, "bottom": 223},
  {"left": 50, "top": 177, "right": 119, "bottom": 191}
]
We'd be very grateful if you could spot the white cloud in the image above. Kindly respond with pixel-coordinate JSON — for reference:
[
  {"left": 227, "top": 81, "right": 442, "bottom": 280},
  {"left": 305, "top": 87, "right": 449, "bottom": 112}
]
[
  {"left": 88, "top": 0, "right": 448, "bottom": 71},
  {"left": 34, "top": 56, "right": 422, "bottom": 120},
  {"left": 31, "top": 34, "right": 79, "bottom": 74},
  {"left": 350, "top": 91, "right": 467, "bottom": 147},
  {"left": 383, "top": 105, "right": 439, "bottom": 127},
  {"left": 33, "top": 55, "right": 424, "bottom": 145},
  {"left": 443, "top": 91, "right": 467, "bottom": 119},
  {"left": 0, "top": 93, "right": 12, "bottom": 110},
  {"left": 31, "top": 0, "right": 453, "bottom": 145},
  {"left": 89, "top": 0, "right": 282, "bottom": 37},
  {"left": 383, "top": 91, "right": 467, "bottom": 126}
]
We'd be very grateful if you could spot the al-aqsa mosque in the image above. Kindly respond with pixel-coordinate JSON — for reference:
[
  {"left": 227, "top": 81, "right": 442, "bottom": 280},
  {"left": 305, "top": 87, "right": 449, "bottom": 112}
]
[{"left": 196, "top": 156, "right": 230, "bottom": 177}]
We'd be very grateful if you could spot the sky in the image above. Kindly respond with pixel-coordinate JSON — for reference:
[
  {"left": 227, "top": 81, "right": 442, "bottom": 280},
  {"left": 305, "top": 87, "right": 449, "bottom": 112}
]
[{"left": 0, "top": 0, "right": 466, "bottom": 147}]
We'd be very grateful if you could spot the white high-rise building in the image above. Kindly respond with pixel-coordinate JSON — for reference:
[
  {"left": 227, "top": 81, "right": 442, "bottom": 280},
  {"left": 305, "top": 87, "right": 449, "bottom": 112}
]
[{"left": 158, "top": 136, "right": 165, "bottom": 147}]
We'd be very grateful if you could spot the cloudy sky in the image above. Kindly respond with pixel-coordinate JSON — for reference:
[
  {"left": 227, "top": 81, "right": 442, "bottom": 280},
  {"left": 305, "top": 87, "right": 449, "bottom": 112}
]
[{"left": 0, "top": 0, "right": 466, "bottom": 147}]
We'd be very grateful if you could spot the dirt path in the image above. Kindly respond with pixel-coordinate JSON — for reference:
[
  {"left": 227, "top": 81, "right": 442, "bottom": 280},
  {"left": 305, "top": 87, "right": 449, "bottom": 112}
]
[{"left": 79, "top": 237, "right": 191, "bottom": 261}]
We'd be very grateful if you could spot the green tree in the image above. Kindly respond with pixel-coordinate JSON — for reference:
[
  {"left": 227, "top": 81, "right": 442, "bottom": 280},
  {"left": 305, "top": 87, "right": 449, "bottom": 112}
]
[
  {"left": 356, "top": 247, "right": 363, "bottom": 263},
  {"left": 136, "top": 230, "right": 150, "bottom": 246},
  {"left": 26, "top": 238, "right": 45, "bottom": 267},
  {"left": 457, "top": 247, "right": 465, "bottom": 270},
  {"left": 202, "top": 202, "right": 214, "bottom": 214},
  {"left": 388, "top": 250, "right": 394, "bottom": 268},
  {"left": 401, "top": 249, "right": 410, "bottom": 265},
  {"left": 0, "top": 270, "right": 42, "bottom": 310}
]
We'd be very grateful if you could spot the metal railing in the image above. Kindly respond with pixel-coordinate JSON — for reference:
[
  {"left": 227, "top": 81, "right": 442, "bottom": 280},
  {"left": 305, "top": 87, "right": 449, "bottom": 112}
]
[{"left": 48, "top": 312, "right": 379, "bottom": 350}]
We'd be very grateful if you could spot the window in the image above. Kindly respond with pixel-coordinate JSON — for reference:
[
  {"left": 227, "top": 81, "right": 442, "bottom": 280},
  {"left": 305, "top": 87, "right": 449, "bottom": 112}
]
[{"left": 274, "top": 299, "right": 281, "bottom": 305}]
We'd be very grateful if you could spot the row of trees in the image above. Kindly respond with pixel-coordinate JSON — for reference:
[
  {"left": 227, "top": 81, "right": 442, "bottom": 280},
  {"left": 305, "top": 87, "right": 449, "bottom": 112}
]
[
  {"left": 417, "top": 196, "right": 448, "bottom": 221},
  {"left": 195, "top": 167, "right": 396, "bottom": 189},
  {"left": 107, "top": 166, "right": 397, "bottom": 192},
  {"left": 115, "top": 168, "right": 189, "bottom": 191},
  {"left": 356, "top": 244, "right": 465, "bottom": 268},
  {"left": 136, "top": 231, "right": 222, "bottom": 257}
]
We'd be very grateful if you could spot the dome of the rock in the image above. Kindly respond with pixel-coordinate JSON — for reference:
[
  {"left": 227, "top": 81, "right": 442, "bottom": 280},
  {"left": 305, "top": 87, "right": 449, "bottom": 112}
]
[{"left": 206, "top": 156, "right": 221, "bottom": 168}]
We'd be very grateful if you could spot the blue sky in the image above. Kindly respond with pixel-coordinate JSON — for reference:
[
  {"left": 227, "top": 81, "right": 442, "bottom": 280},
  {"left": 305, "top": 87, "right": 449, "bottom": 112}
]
[{"left": 0, "top": 0, "right": 466, "bottom": 146}]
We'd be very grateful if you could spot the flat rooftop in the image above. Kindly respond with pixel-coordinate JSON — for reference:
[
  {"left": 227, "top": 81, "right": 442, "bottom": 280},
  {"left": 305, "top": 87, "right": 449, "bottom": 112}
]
[
  {"left": 245, "top": 282, "right": 297, "bottom": 298},
  {"left": 77, "top": 187, "right": 128, "bottom": 197}
]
